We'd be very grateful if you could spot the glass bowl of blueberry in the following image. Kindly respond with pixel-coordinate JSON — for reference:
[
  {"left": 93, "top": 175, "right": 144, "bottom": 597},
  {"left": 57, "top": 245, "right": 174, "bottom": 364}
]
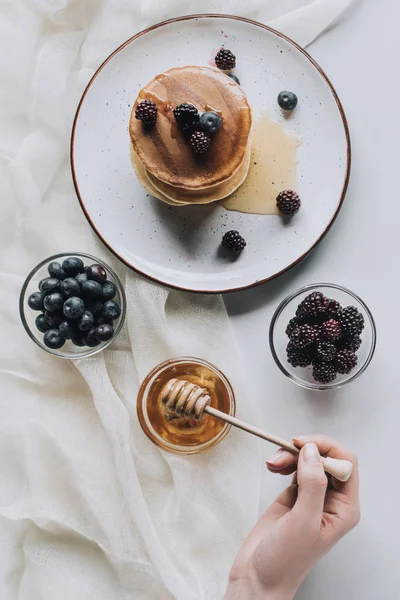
[
  {"left": 20, "top": 252, "right": 126, "bottom": 359},
  {"left": 269, "top": 283, "right": 376, "bottom": 390}
]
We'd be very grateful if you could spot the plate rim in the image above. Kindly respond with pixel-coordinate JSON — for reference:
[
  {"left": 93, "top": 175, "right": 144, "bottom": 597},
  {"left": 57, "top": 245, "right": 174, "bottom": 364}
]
[{"left": 70, "top": 13, "right": 351, "bottom": 294}]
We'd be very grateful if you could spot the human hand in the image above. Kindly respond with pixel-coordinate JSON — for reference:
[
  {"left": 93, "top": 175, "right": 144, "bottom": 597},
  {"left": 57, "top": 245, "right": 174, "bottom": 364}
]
[{"left": 225, "top": 436, "right": 360, "bottom": 600}]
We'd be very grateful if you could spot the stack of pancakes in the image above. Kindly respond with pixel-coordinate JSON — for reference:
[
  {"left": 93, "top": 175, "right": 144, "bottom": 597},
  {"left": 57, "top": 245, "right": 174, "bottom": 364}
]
[{"left": 129, "top": 65, "right": 252, "bottom": 206}]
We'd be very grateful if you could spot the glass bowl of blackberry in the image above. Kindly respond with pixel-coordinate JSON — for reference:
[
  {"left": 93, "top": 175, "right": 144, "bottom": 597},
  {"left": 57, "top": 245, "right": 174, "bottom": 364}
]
[
  {"left": 20, "top": 252, "right": 126, "bottom": 359},
  {"left": 269, "top": 283, "right": 376, "bottom": 390}
]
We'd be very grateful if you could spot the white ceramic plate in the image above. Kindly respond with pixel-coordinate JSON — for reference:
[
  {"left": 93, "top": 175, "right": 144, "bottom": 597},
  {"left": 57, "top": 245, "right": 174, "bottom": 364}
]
[{"left": 71, "top": 14, "right": 350, "bottom": 293}]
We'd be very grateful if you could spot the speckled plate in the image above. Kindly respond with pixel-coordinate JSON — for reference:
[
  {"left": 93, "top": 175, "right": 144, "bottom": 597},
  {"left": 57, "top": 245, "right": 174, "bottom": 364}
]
[{"left": 71, "top": 14, "right": 350, "bottom": 293}]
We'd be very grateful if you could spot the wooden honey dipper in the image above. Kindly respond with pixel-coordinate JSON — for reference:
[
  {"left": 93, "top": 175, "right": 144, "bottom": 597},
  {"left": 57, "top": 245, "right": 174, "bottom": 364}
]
[{"left": 161, "top": 378, "right": 353, "bottom": 482}]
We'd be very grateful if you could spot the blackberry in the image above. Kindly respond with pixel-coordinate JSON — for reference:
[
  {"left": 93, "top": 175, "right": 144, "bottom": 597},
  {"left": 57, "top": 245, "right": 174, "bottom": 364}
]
[
  {"left": 286, "top": 341, "right": 313, "bottom": 368},
  {"left": 313, "top": 361, "right": 337, "bottom": 384},
  {"left": 173, "top": 103, "right": 199, "bottom": 132},
  {"left": 296, "top": 292, "right": 329, "bottom": 321},
  {"left": 221, "top": 230, "right": 246, "bottom": 252},
  {"left": 276, "top": 190, "right": 301, "bottom": 216},
  {"left": 215, "top": 48, "right": 236, "bottom": 70},
  {"left": 338, "top": 335, "right": 362, "bottom": 353},
  {"left": 285, "top": 316, "right": 304, "bottom": 338},
  {"left": 338, "top": 306, "right": 365, "bottom": 338},
  {"left": 321, "top": 319, "right": 342, "bottom": 341},
  {"left": 135, "top": 99, "right": 157, "bottom": 125},
  {"left": 316, "top": 341, "right": 337, "bottom": 363},
  {"left": 290, "top": 324, "right": 318, "bottom": 348},
  {"left": 335, "top": 350, "right": 358, "bottom": 374},
  {"left": 189, "top": 131, "right": 211, "bottom": 155},
  {"left": 326, "top": 298, "right": 341, "bottom": 319}
]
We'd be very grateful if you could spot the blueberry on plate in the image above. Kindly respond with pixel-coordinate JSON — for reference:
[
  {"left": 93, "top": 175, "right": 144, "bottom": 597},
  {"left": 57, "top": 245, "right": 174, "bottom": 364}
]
[
  {"left": 62, "top": 256, "right": 84, "bottom": 276},
  {"left": 28, "top": 291, "right": 44, "bottom": 311},
  {"left": 77, "top": 310, "right": 95, "bottom": 332},
  {"left": 63, "top": 296, "right": 85, "bottom": 319},
  {"left": 35, "top": 313, "right": 49, "bottom": 333},
  {"left": 277, "top": 91, "right": 298, "bottom": 111},
  {"left": 227, "top": 73, "right": 240, "bottom": 85},
  {"left": 71, "top": 332, "right": 86, "bottom": 347},
  {"left": 84, "top": 327, "right": 101, "bottom": 347},
  {"left": 39, "top": 277, "right": 62, "bottom": 294},
  {"left": 48, "top": 261, "right": 66, "bottom": 280},
  {"left": 82, "top": 280, "right": 103, "bottom": 300},
  {"left": 44, "top": 311, "right": 63, "bottom": 328},
  {"left": 95, "top": 315, "right": 112, "bottom": 326},
  {"left": 199, "top": 111, "right": 222, "bottom": 135},
  {"left": 43, "top": 292, "right": 64, "bottom": 312},
  {"left": 61, "top": 277, "right": 81, "bottom": 298},
  {"left": 102, "top": 281, "right": 117, "bottom": 301},
  {"left": 87, "top": 264, "right": 107, "bottom": 283},
  {"left": 96, "top": 323, "right": 114, "bottom": 342},
  {"left": 101, "top": 300, "right": 121, "bottom": 320},
  {"left": 75, "top": 272, "right": 88, "bottom": 285},
  {"left": 43, "top": 328, "right": 65, "bottom": 349},
  {"left": 59, "top": 320, "right": 76, "bottom": 340},
  {"left": 86, "top": 299, "right": 103, "bottom": 317}
]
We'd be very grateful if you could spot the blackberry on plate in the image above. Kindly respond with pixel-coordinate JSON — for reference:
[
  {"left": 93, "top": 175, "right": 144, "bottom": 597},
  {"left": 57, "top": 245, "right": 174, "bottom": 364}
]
[
  {"left": 313, "top": 361, "right": 337, "bottom": 384},
  {"left": 326, "top": 298, "right": 341, "bottom": 319},
  {"left": 43, "top": 329, "right": 65, "bottom": 350},
  {"left": 335, "top": 349, "right": 358, "bottom": 374},
  {"left": 215, "top": 48, "right": 236, "bottom": 70},
  {"left": 28, "top": 292, "right": 44, "bottom": 311},
  {"left": 338, "top": 306, "right": 365, "bottom": 337},
  {"left": 173, "top": 103, "right": 199, "bottom": 131},
  {"left": 199, "top": 111, "right": 222, "bottom": 135},
  {"left": 228, "top": 73, "right": 240, "bottom": 85},
  {"left": 286, "top": 341, "right": 314, "bottom": 367},
  {"left": 277, "top": 91, "right": 298, "bottom": 111},
  {"left": 296, "top": 291, "right": 329, "bottom": 321},
  {"left": 189, "top": 131, "right": 211, "bottom": 155},
  {"left": 316, "top": 341, "right": 337, "bottom": 363},
  {"left": 276, "top": 190, "right": 301, "bottom": 216},
  {"left": 135, "top": 99, "right": 157, "bottom": 125},
  {"left": 290, "top": 324, "right": 318, "bottom": 348},
  {"left": 285, "top": 316, "right": 304, "bottom": 337},
  {"left": 338, "top": 335, "right": 362, "bottom": 353},
  {"left": 221, "top": 230, "right": 246, "bottom": 252},
  {"left": 321, "top": 319, "right": 342, "bottom": 341}
]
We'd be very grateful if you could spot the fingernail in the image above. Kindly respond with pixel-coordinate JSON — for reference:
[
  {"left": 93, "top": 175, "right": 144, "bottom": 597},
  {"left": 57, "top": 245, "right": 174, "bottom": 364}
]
[
  {"left": 304, "top": 442, "right": 320, "bottom": 463},
  {"left": 266, "top": 450, "right": 285, "bottom": 466},
  {"left": 292, "top": 435, "right": 307, "bottom": 443}
]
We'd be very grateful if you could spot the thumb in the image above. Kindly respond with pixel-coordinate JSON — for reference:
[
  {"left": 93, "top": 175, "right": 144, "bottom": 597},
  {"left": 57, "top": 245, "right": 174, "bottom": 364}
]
[{"left": 293, "top": 442, "right": 328, "bottom": 528}]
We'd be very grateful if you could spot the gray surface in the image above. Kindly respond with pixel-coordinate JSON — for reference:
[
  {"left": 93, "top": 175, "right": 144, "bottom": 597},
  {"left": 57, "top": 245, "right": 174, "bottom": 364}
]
[{"left": 225, "top": 1, "right": 399, "bottom": 598}]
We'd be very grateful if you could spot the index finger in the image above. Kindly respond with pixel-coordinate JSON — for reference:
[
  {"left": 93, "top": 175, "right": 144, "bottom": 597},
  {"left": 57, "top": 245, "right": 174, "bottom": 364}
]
[{"left": 292, "top": 434, "right": 359, "bottom": 498}]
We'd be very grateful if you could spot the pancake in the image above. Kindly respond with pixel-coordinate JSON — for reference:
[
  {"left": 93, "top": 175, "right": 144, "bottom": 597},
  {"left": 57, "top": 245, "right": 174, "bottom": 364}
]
[{"left": 129, "top": 65, "right": 252, "bottom": 190}]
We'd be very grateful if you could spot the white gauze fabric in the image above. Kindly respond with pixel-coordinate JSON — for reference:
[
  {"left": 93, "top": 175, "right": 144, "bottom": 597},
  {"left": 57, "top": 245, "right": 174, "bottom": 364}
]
[{"left": 0, "top": 1, "right": 356, "bottom": 599}]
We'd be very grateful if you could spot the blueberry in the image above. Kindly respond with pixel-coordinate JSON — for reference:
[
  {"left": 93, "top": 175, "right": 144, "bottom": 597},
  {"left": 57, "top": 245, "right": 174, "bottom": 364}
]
[
  {"left": 61, "top": 277, "right": 81, "bottom": 298},
  {"left": 228, "top": 73, "right": 240, "bottom": 85},
  {"left": 63, "top": 296, "right": 85, "bottom": 319},
  {"left": 35, "top": 314, "right": 49, "bottom": 333},
  {"left": 84, "top": 327, "right": 101, "bottom": 347},
  {"left": 95, "top": 315, "right": 112, "bottom": 326},
  {"left": 96, "top": 323, "right": 114, "bottom": 342},
  {"left": 48, "top": 261, "right": 66, "bottom": 280},
  {"left": 87, "top": 264, "right": 107, "bottom": 283},
  {"left": 101, "top": 300, "right": 121, "bottom": 320},
  {"left": 28, "top": 292, "right": 44, "bottom": 311},
  {"left": 86, "top": 300, "right": 103, "bottom": 317},
  {"left": 77, "top": 310, "right": 95, "bottom": 331},
  {"left": 199, "top": 111, "right": 222, "bottom": 135},
  {"left": 277, "top": 91, "right": 298, "bottom": 111},
  {"left": 82, "top": 280, "right": 103, "bottom": 300},
  {"left": 102, "top": 281, "right": 117, "bottom": 301},
  {"left": 75, "top": 272, "right": 88, "bottom": 285},
  {"left": 39, "top": 277, "right": 62, "bottom": 295},
  {"left": 71, "top": 332, "right": 86, "bottom": 347},
  {"left": 44, "top": 311, "right": 63, "bottom": 328},
  {"left": 59, "top": 320, "right": 76, "bottom": 340},
  {"left": 43, "top": 329, "right": 65, "bottom": 349},
  {"left": 43, "top": 292, "right": 64, "bottom": 312},
  {"left": 62, "top": 257, "right": 84, "bottom": 276}
]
